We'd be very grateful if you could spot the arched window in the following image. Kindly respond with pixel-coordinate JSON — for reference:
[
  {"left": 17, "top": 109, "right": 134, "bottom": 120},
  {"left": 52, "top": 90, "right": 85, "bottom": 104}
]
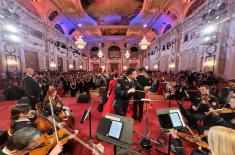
[
  {"left": 48, "top": 11, "right": 59, "bottom": 21},
  {"left": 90, "top": 47, "right": 99, "bottom": 58},
  {"left": 108, "top": 46, "right": 121, "bottom": 58},
  {"left": 130, "top": 47, "right": 139, "bottom": 58}
]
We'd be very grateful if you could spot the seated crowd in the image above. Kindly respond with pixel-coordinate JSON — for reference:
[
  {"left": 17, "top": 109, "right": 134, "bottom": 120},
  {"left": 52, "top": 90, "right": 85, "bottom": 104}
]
[{"left": 0, "top": 68, "right": 234, "bottom": 155}]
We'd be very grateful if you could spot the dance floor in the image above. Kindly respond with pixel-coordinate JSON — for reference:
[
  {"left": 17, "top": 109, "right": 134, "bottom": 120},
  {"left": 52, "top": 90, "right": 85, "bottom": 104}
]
[{"left": 0, "top": 94, "right": 196, "bottom": 155}]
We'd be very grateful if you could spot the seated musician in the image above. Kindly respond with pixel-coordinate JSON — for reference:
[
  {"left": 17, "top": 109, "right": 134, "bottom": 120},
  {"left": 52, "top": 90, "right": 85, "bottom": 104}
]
[
  {"left": 0, "top": 127, "right": 63, "bottom": 155},
  {"left": 214, "top": 79, "right": 235, "bottom": 128},
  {"left": 207, "top": 126, "right": 235, "bottom": 155},
  {"left": 185, "top": 84, "right": 228, "bottom": 132},
  {"left": 43, "top": 86, "right": 70, "bottom": 118},
  {"left": 171, "top": 126, "right": 235, "bottom": 155},
  {"left": 9, "top": 97, "right": 36, "bottom": 134}
]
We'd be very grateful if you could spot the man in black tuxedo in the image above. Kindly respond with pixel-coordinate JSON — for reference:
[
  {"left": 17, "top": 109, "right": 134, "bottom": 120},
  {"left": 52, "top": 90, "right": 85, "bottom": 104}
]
[
  {"left": 133, "top": 67, "right": 151, "bottom": 122},
  {"left": 22, "top": 68, "right": 41, "bottom": 109},
  {"left": 96, "top": 68, "right": 109, "bottom": 112},
  {"left": 114, "top": 68, "right": 137, "bottom": 116}
]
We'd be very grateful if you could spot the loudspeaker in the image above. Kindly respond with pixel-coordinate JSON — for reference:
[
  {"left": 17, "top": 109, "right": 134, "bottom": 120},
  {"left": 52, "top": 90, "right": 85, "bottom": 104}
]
[{"left": 77, "top": 94, "right": 91, "bottom": 103}]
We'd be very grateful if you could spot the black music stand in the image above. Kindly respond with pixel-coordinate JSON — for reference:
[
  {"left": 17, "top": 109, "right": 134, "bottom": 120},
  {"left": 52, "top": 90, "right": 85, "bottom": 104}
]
[
  {"left": 155, "top": 108, "right": 186, "bottom": 155},
  {"left": 96, "top": 114, "right": 134, "bottom": 155},
  {"left": 80, "top": 100, "right": 94, "bottom": 139},
  {"left": 133, "top": 98, "right": 160, "bottom": 152}
]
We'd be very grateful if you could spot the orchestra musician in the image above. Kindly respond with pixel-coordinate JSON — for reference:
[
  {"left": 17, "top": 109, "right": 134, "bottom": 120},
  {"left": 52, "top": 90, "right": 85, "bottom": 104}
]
[
  {"left": 114, "top": 68, "right": 137, "bottom": 116},
  {"left": 0, "top": 127, "right": 64, "bottom": 155},
  {"left": 43, "top": 86, "right": 75, "bottom": 128},
  {"left": 169, "top": 126, "right": 235, "bottom": 155},
  {"left": 207, "top": 126, "right": 235, "bottom": 155},
  {"left": 216, "top": 79, "right": 235, "bottom": 128},
  {"left": 10, "top": 98, "right": 35, "bottom": 134},
  {"left": 182, "top": 84, "right": 229, "bottom": 132}
]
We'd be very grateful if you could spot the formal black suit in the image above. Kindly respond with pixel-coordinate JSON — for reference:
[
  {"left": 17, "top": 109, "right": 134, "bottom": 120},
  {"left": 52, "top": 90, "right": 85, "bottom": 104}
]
[
  {"left": 22, "top": 75, "right": 41, "bottom": 109},
  {"left": 114, "top": 76, "right": 134, "bottom": 116},
  {"left": 133, "top": 74, "right": 151, "bottom": 121}
]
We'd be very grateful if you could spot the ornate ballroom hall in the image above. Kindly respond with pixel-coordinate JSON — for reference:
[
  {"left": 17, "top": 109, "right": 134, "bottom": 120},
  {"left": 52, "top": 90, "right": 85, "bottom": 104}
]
[
  {"left": 0, "top": 0, "right": 234, "bottom": 79},
  {"left": 0, "top": 0, "right": 235, "bottom": 155}
]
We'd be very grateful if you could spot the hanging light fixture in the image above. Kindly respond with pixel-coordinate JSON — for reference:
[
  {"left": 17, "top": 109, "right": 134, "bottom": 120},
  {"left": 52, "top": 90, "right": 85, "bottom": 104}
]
[
  {"left": 75, "top": 8, "right": 86, "bottom": 49},
  {"left": 97, "top": 50, "right": 104, "bottom": 58},
  {"left": 75, "top": 35, "right": 86, "bottom": 49},
  {"left": 125, "top": 50, "right": 130, "bottom": 58},
  {"left": 139, "top": 36, "right": 150, "bottom": 50}
]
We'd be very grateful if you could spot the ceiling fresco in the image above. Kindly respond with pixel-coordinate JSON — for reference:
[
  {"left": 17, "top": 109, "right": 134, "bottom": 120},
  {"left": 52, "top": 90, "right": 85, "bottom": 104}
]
[
  {"left": 81, "top": 0, "right": 144, "bottom": 25},
  {"left": 14, "top": 0, "right": 205, "bottom": 46}
]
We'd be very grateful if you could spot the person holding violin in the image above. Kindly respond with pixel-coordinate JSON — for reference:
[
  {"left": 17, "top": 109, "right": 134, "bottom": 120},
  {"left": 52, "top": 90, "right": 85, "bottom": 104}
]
[
  {"left": 10, "top": 98, "right": 35, "bottom": 134},
  {"left": 9, "top": 97, "right": 59, "bottom": 135},
  {"left": 188, "top": 84, "right": 228, "bottom": 132},
  {"left": 0, "top": 127, "right": 64, "bottom": 155}
]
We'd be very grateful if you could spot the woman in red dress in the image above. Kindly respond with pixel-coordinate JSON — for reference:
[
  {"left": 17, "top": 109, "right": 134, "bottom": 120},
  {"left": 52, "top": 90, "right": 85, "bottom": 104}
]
[{"left": 102, "top": 73, "right": 119, "bottom": 116}]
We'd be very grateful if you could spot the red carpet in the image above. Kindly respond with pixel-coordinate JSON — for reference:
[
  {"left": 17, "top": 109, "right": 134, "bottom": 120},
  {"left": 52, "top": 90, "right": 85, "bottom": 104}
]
[{"left": 0, "top": 97, "right": 197, "bottom": 155}]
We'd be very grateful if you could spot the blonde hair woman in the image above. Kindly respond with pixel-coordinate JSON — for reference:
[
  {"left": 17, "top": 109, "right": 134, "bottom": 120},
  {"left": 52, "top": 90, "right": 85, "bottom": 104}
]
[{"left": 208, "top": 126, "right": 235, "bottom": 155}]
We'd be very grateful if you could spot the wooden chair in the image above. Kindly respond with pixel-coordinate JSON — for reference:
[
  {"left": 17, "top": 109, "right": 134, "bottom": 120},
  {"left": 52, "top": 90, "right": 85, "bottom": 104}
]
[{"left": 35, "top": 102, "right": 45, "bottom": 115}]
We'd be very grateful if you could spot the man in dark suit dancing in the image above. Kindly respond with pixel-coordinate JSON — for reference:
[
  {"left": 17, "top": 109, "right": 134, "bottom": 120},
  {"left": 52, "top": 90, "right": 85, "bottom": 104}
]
[
  {"left": 22, "top": 68, "right": 41, "bottom": 109},
  {"left": 133, "top": 67, "right": 151, "bottom": 122},
  {"left": 114, "top": 68, "right": 137, "bottom": 116}
]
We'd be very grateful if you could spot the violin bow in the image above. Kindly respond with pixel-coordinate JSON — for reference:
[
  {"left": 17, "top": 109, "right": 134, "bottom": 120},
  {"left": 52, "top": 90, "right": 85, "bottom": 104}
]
[
  {"left": 48, "top": 96, "right": 59, "bottom": 143},
  {"left": 41, "top": 114, "right": 104, "bottom": 155}
]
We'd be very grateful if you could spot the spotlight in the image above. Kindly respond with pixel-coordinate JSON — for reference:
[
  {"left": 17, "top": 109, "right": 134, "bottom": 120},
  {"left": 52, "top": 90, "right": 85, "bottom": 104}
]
[
  {"left": 216, "top": 16, "right": 220, "bottom": 19},
  {"left": 7, "top": 34, "right": 21, "bottom": 42},
  {"left": 143, "top": 24, "right": 147, "bottom": 28},
  {"left": 202, "top": 24, "right": 217, "bottom": 35},
  {"left": 0, "top": 15, "right": 4, "bottom": 18},
  {"left": 4, "top": 24, "right": 18, "bottom": 33}
]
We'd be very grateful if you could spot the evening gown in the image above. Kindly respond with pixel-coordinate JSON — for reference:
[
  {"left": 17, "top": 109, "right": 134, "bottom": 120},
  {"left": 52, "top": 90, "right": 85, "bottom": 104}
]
[{"left": 102, "top": 79, "right": 116, "bottom": 116}]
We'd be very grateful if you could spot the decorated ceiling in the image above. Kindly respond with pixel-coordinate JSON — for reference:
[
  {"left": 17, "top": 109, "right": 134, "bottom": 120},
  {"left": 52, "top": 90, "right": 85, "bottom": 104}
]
[{"left": 16, "top": 0, "right": 205, "bottom": 45}]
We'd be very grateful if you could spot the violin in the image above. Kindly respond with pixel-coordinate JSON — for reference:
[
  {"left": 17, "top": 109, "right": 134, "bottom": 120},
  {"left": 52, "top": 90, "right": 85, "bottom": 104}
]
[
  {"left": 202, "top": 94, "right": 211, "bottom": 103},
  {"left": 177, "top": 131, "right": 209, "bottom": 150},
  {"left": 32, "top": 115, "right": 104, "bottom": 155},
  {"left": 29, "top": 129, "right": 69, "bottom": 155},
  {"left": 34, "top": 115, "right": 54, "bottom": 131}
]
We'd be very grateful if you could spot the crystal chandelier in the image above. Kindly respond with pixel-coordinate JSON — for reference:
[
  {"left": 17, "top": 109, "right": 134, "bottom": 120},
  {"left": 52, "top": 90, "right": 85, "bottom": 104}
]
[
  {"left": 139, "top": 36, "right": 150, "bottom": 50},
  {"left": 75, "top": 35, "right": 86, "bottom": 49},
  {"left": 97, "top": 50, "right": 104, "bottom": 58},
  {"left": 125, "top": 50, "right": 130, "bottom": 58}
]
